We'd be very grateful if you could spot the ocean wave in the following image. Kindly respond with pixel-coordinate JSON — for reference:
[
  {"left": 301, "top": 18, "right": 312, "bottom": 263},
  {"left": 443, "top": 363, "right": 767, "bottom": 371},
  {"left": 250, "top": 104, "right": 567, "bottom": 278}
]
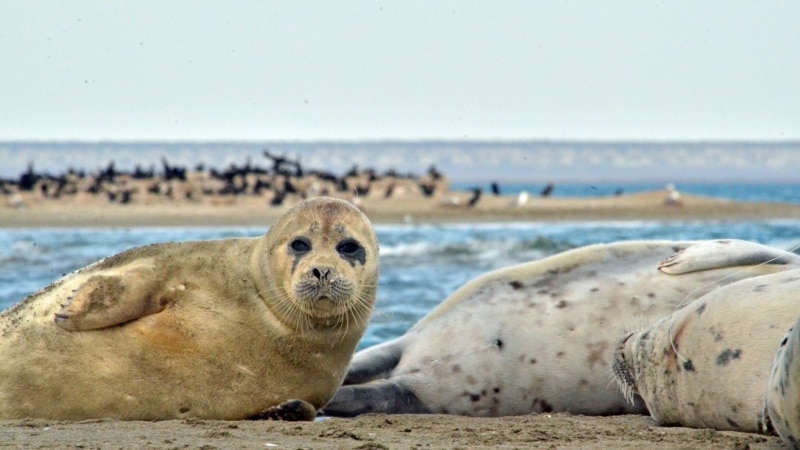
[{"left": 3, "top": 219, "right": 800, "bottom": 349}]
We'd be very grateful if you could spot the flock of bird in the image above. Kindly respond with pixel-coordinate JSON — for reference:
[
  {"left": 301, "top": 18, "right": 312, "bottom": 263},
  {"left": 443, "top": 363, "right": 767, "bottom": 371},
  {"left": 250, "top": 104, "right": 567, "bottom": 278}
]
[
  {"left": 0, "top": 151, "right": 453, "bottom": 207},
  {"left": 0, "top": 150, "right": 594, "bottom": 212}
]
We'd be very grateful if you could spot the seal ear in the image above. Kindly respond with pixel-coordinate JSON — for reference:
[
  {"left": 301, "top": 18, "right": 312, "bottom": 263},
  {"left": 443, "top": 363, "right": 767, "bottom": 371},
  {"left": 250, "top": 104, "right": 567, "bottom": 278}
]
[{"left": 54, "top": 271, "right": 169, "bottom": 331}]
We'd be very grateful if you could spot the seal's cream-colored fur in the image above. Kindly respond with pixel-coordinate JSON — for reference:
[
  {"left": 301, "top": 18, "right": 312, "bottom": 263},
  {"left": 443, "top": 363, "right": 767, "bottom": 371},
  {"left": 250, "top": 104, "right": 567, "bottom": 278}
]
[
  {"left": 614, "top": 268, "right": 800, "bottom": 433},
  {"left": 766, "top": 318, "right": 800, "bottom": 446},
  {"left": 325, "top": 239, "right": 800, "bottom": 417}
]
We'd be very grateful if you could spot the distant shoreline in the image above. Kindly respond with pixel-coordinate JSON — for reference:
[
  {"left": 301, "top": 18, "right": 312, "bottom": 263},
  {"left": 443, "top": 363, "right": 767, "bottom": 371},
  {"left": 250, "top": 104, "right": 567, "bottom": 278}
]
[
  {"left": 2, "top": 140, "right": 800, "bottom": 183},
  {"left": 4, "top": 190, "right": 800, "bottom": 228}
]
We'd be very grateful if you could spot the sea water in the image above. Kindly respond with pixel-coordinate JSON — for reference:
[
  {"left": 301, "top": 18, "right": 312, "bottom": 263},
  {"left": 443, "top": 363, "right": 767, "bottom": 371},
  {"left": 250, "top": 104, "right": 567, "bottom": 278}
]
[{"left": 2, "top": 212, "right": 799, "bottom": 350}]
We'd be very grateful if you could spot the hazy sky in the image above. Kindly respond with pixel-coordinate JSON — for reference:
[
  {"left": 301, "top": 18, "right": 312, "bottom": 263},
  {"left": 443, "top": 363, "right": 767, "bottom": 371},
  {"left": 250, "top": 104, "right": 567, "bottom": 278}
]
[{"left": 1, "top": 1, "right": 798, "bottom": 142}]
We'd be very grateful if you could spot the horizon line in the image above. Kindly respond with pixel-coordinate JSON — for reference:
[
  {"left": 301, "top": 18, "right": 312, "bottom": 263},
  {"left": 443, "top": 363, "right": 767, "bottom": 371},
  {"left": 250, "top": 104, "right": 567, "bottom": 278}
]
[{"left": 2, "top": 138, "right": 800, "bottom": 145}]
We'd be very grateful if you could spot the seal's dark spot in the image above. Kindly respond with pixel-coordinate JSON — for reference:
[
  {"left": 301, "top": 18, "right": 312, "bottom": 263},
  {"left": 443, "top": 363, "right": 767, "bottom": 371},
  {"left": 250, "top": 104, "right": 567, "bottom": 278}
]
[
  {"left": 510, "top": 280, "right": 523, "bottom": 290},
  {"left": 179, "top": 406, "right": 190, "bottom": 413},
  {"left": 556, "top": 300, "right": 568, "bottom": 309},
  {"left": 695, "top": 303, "right": 706, "bottom": 315},
  {"left": 726, "top": 418, "right": 740, "bottom": 429},
  {"left": 557, "top": 351, "right": 565, "bottom": 357},
  {"left": 682, "top": 360, "right": 695, "bottom": 372},
  {"left": 451, "top": 364, "right": 462, "bottom": 373},
  {"left": 470, "top": 393, "right": 480, "bottom": 402},
  {"left": 781, "top": 337, "right": 789, "bottom": 347},
  {"left": 495, "top": 339, "right": 504, "bottom": 350},
  {"left": 716, "top": 349, "right": 742, "bottom": 366},
  {"left": 647, "top": 292, "right": 656, "bottom": 298},
  {"left": 590, "top": 287, "right": 600, "bottom": 293},
  {"left": 493, "top": 387, "right": 500, "bottom": 394},
  {"left": 530, "top": 358, "right": 537, "bottom": 364}
]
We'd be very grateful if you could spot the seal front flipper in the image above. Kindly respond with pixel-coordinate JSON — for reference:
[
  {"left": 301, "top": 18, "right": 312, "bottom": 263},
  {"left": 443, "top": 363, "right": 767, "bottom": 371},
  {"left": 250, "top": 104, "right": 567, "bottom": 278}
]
[
  {"left": 658, "top": 239, "right": 800, "bottom": 275},
  {"left": 322, "top": 379, "right": 430, "bottom": 416},
  {"left": 249, "top": 399, "right": 317, "bottom": 421},
  {"left": 341, "top": 338, "right": 404, "bottom": 385},
  {"left": 54, "top": 268, "right": 169, "bottom": 331}
]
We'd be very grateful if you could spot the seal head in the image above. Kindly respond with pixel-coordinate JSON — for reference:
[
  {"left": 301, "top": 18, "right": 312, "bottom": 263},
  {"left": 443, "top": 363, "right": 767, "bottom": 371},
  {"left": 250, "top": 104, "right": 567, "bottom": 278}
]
[{"left": 252, "top": 197, "right": 378, "bottom": 331}]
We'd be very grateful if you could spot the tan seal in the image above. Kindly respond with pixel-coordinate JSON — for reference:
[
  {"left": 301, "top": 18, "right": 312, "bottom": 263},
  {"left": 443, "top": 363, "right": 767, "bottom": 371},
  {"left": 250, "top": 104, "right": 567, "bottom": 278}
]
[
  {"left": 613, "top": 268, "right": 800, "bottom": 433},
  {"left": 0, "top": 197, "right": 379, "bottom": 421},
  {"left": 765, "top": 317, "right": 800, "bottom": 446},
  {"left": 323, "top": 239, "right": 800, "bottom": 417}
]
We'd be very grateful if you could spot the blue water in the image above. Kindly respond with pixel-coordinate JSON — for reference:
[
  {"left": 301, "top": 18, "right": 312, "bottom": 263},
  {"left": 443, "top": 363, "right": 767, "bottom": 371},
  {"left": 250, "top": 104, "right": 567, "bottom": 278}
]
[
  {"left": 3, "top": 183, "right": 800, "bottom": 351},
  {"left": 452, "top": 182, "right": 800, "bottom": 205}
]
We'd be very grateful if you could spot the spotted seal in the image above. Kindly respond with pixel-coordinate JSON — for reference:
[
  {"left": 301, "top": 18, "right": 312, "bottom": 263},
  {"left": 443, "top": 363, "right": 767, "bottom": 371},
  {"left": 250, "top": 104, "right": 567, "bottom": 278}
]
[
  {"left": 323, "top": 239, "right": 800, "bottom": 417},
  {"left": 0, "top": 197, "right": 379, "bottom": 421},
  {"left": 613, "top": 268, "right": 800, "bottom": 433}
]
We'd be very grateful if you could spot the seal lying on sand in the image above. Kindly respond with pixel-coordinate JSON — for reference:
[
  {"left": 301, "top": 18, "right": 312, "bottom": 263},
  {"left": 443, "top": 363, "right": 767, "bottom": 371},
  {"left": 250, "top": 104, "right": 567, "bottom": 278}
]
[
  {"left": 0, "top": 197, "right": 379, "bottom": 421},
  {"left": 613, "top": 268, "right": 800, "bottom": 433},
  {"left": 324, "top": 239, "right": 800, "bottom": 417},
  {"left": 765, "top": 318, "right": 800, "bottom": 447}
]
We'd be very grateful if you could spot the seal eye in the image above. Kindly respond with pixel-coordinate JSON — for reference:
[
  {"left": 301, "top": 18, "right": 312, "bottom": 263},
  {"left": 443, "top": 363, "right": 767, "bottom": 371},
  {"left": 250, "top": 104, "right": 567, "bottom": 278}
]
[
  {"left": 290, "top": 239, "right": 311, "bottom": 253},
  {"left": 336, "top": 240, "right": 362, "bottom": 256}
]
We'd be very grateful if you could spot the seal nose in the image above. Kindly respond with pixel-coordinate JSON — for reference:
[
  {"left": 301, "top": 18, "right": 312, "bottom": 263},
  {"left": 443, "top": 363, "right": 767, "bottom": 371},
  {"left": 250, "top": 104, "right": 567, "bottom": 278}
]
[{"left": 312, "top": 267, "right": 331, "bottom": 281}]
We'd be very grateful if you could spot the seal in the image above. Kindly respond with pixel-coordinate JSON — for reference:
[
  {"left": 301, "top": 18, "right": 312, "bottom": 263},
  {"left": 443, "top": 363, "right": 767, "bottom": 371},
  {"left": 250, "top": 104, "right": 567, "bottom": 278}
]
[
  {"left": 0, "top": 197, "right": 379, "bottom": 421},
  {"left": 613, "top": 268, "right": 800, "bottom": 433},
  {"left": 765, "top": 318, "right": 800, "bottom": 447},
  {"left": 323, "top": 239, "right": 800, "bottom": 417}
]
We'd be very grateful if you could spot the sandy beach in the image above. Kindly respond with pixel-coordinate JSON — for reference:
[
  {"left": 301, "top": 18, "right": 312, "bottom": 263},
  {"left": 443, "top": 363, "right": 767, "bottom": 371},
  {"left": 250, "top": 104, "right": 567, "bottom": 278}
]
[
  {"left": 1, "top": 189, "right": 798, "bottom": 449},
  {"left": 0, "top": 413, "right": 787, "bottom": 450},
  {"left": 3, "top": 188, "right": 800, "bottom": 228}
]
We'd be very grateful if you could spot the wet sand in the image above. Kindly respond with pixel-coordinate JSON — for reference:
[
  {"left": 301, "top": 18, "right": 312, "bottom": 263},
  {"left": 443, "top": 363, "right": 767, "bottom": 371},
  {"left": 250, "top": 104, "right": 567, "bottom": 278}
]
[{"left": 1, "top": 189, "right": 797, "bottom": 448}]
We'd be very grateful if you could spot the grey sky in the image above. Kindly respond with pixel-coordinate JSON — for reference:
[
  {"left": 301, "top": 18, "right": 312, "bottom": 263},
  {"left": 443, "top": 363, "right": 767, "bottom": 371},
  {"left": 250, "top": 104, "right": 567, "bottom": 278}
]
[{"left": 1, "top": 1, "right": 798, "bottom": 141}]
